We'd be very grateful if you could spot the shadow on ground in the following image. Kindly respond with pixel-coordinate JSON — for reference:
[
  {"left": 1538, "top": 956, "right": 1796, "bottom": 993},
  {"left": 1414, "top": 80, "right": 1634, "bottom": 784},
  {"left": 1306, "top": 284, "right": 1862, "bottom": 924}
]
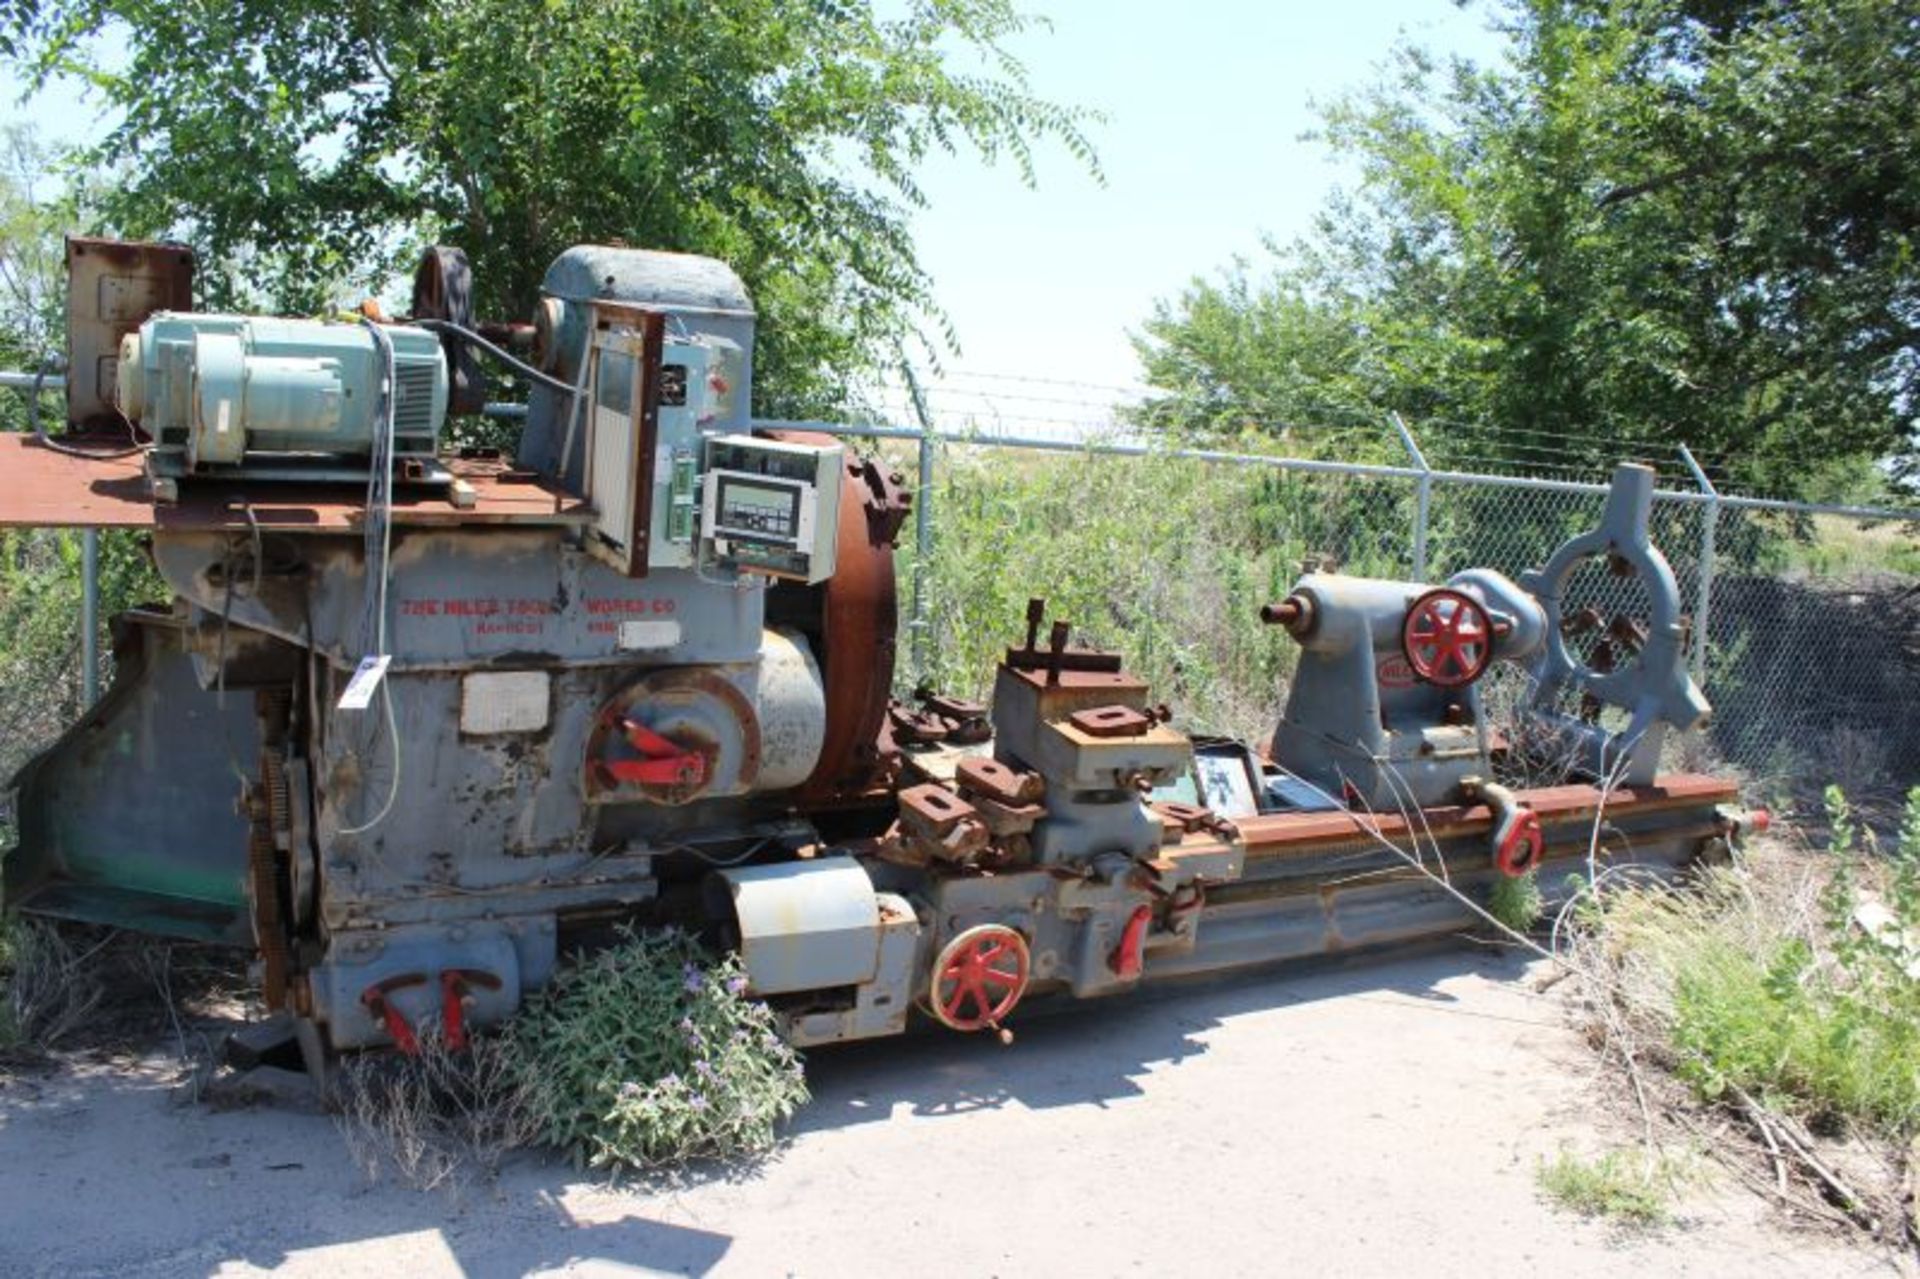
[{"left": 0, "top": 939, "right": 1525, "bottom": 1278}]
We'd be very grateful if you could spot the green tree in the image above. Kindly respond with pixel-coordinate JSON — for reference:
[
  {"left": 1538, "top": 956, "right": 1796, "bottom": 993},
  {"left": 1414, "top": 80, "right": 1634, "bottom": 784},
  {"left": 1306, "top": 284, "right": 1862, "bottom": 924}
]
[
  {"left": 1135, "top": 0, "right": 1920, "bottom": 500},
  {"left": 0, "top": 124, "right": 73, "bottom": 430},
  {"left": 6, "top": 0, "right": 1097, "bottom": 415}
]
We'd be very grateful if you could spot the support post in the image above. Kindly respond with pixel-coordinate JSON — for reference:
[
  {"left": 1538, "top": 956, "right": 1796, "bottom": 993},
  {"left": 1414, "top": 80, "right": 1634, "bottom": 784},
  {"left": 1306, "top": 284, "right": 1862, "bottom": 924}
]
[
  {"left": 81, "top": 526, "right": 100, "bottom": 706},
  {"left": 1392, "top": 413, "right": 1433, "bottom": 580},
  {"left": 1678, "top": 445, "right": 1717, "bottom": 684},
  {"left": 901, "top": 365, "right": 936, "bottom": 684}
]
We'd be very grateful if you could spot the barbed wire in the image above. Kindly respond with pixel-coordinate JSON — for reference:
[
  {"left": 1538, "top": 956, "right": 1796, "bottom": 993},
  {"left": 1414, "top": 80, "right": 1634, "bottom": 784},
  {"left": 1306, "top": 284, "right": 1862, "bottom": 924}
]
[{"left": 865, "top": 364, "right": 1890, "bottom": 506}]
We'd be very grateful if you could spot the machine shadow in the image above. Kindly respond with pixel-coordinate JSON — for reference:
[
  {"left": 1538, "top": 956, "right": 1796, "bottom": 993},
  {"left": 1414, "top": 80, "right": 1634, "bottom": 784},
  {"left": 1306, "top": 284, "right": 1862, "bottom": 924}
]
[
  {"left": 791, "top": 936, "right": 1526, "bottom": 1132},
  {"left": 236, "top": 1202, "right": 734, "bottom": 1279},
  {"left": 1, "top": 938, "right": 1531, "bottom": 1278}
]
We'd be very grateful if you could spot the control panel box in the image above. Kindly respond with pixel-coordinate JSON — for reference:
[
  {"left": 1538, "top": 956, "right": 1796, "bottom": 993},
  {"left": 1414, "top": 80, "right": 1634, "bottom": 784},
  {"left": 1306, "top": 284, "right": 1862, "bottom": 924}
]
[
  {"left": 641, "top": 342, "right": 711, "bottom": 571},
  {"left": 700, "top": 434, "right": 842, "bottom": 583}
]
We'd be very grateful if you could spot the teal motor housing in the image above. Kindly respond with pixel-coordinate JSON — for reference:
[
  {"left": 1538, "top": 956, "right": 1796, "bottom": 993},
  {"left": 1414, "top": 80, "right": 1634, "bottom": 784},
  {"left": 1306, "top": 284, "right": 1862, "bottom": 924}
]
[{"left": 117, "top": 313, "right": 450, "bottom": 477}]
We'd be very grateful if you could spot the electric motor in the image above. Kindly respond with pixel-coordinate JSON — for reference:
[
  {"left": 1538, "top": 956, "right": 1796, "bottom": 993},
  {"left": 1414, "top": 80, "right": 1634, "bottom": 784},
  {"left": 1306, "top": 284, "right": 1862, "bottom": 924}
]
[{"left": 117, "top": 313, "right": 450, "bottom": 472}]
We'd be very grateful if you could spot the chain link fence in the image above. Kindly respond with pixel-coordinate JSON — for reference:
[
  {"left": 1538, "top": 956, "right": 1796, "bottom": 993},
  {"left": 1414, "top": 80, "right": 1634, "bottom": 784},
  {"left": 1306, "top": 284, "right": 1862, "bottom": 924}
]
[
  {"left": 2, "top": 394, "right": 1914, "bottom": 808},
  {"left": 764, "top": 417, "right": 1920, "bottom": 800}
]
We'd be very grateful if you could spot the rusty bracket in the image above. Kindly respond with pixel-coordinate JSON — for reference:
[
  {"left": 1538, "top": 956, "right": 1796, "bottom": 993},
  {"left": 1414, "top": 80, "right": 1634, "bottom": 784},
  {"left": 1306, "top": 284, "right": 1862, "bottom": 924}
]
[
  {"left": 896, "top": 782, "right": 993, "bottom": 865},
  {"left": 955, "top": 755, "right": 1045, "bottom": 806},
  {"left": 853, "top": 456, "right": 913, "bottom": 547},
  {"left": 1068, "top": 705, "right": 1154, "bottom": 739},
  {"left": 1152, "top": 800, "right": 1241, "bottom": 843}
]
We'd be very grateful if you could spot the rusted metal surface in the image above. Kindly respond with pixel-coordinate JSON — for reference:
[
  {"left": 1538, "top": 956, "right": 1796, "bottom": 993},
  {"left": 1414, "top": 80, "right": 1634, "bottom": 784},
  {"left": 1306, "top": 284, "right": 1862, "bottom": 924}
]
[
  {"left": 65, "top": 236, "right": 193, "bottom": 430},
  {"left": 1003, "top": 599, "right": 1124, "bottom": 676},
  {"left": 1006, "top": 664, "right": 1153, "bottom": 720},
  {"left": 1068, "top": 704, "right": 1154, "bottom": 738},
  {"left": 0, "top": 433, "right": 590, "bottom": 530},
  {"left": 1234, "top": 772, "right": 1737, "bottom": 864},
  {"left": 767, "top": 433, "right": 902, "bottom": 805},
  {"left": 887, "top": 690, "right": 991, "bottom": 746},
  {"left": 851, "top": 454, "right": 912, "bottom": 546},
  {"left": 1259, "top": 596, "right": 1309, "bottom": 631},
  {"left": 954, "top": 755, "right": 1042, "bottom": 806},
  {"left": 409, "top": 246, "right": 485, "bottom": 414}
]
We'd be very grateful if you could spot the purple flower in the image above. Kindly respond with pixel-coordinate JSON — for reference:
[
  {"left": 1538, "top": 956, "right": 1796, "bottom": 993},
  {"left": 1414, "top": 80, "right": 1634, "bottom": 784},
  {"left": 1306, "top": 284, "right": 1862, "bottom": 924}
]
[
  {"left": 618, "top": 1081, "right": 642, "bottom": 1099},
  {"left": 694, "top": 1059, "right": 714, "bottom": 1079},
  {"left": 725, "top": 975, "right": 749, "bottom": 996},
  {"left": 682, "top": 965, "right": 704, "bottom": 994},
  {"left": 688, "top": 1092, "right": 708, "bottom": 1111}
]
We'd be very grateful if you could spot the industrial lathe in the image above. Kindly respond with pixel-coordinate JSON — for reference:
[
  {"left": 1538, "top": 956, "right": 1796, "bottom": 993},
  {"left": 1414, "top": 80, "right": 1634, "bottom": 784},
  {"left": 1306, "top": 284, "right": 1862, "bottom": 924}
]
[{"left": 0, "top": 238, "right": 1762, "bottom": 1070}]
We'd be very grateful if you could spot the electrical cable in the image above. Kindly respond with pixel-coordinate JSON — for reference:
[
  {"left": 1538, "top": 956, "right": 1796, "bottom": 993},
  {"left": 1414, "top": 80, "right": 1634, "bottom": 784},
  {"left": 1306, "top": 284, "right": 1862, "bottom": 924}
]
[
  {"left": 412, "top": 317, "right": 578, "bottom": 396},
  {"left": 28, "top": 355, "right": 147, "bottom": 459},
  {"left": 338, "top": 319, "right": 402, "bottom": 837}
]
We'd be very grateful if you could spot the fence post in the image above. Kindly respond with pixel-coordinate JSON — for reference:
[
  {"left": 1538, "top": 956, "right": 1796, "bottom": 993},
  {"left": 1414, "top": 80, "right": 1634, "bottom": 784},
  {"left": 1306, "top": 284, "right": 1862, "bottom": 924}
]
[
  {"left": 81, "top": 526, "right": 99, "bottom": 706},
  {"left": 1391, "top": 413, "right": 1432, "bottom": 580},
  {"left": 901, "top": 365, "right": 936, "bottom": 684},
  {"left": 1678, "top": 445, "right": 1717, "bottom": 684}
]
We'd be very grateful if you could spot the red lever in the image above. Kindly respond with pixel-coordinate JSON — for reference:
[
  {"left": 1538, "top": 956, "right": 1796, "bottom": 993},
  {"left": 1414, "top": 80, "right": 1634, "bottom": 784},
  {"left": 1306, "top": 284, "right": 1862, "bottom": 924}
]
[
  {"left": 601, "top": 719, "right": 708, "bottom": 788},
  {"left": 1109, "top": 905, "right": 1154, "bottom": 980},
  {"left": 439, "top": 968, "right": 503, "bottom": 1051},
  {"left": 361, "top": 974, "right": 426, "bottom": 1055}
]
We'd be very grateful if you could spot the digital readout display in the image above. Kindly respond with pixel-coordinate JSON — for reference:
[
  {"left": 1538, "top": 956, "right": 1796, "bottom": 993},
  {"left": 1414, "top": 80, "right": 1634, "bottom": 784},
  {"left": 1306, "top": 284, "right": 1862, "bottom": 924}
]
[{"left": 716, "top": 476, "right": 801, "bottom": 542}]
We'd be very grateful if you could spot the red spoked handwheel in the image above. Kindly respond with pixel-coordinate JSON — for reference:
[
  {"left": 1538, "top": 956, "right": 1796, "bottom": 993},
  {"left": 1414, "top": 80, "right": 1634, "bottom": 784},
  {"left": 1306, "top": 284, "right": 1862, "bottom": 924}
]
[
  {"left": 1402, "top": 588, "right": 1494, "bottom": 688},
  {"left": 929, "top": 924, "right": 1030, "bottom": 1032}
]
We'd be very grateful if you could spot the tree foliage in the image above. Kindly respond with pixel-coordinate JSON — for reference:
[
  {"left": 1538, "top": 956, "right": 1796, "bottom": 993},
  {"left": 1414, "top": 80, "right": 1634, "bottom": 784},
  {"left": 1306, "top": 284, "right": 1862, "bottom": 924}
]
[
  {"left": 5, "top": 0, "right": 1097, "bottom": 415},
  {"left": 0, "top": 124, "right": 67, "bottom": 385},
  {"left": 1134, "top": 0, "right": 1920, "bottom": 499}
]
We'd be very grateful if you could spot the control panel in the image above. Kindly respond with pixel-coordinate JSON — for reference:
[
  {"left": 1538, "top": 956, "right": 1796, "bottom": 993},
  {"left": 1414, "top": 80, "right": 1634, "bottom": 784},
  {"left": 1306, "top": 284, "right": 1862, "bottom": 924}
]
[{"left": 700, "top": 434, "right": 843, "bottom": 583}]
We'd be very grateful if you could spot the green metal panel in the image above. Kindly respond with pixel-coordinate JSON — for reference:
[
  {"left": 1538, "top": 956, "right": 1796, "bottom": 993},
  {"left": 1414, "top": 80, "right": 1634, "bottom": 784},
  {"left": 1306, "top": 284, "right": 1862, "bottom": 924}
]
[{"left": 4, "top": 615, "right": 257, "bottom": 943}]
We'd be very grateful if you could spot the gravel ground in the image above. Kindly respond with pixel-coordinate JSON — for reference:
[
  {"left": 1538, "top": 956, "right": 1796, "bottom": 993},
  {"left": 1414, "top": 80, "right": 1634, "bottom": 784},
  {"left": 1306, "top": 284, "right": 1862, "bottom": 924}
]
[{"left": 0, "top": 944, "right": 1908, "bottom": 1278}]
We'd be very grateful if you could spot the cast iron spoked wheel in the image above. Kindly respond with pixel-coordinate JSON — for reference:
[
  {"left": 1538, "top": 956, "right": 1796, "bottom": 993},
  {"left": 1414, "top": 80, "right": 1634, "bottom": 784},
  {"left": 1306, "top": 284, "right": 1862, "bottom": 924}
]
[
  {"left": 929, "top": 924, "right": 1030, "bottom": 1032},
  {"left": 1402, "top": 588, "right": 1494, "bottom": 688}
]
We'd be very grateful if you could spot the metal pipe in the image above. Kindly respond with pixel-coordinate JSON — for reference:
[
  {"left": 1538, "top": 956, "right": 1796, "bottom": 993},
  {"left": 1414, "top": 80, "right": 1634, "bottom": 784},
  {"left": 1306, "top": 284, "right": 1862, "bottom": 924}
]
[
  {"left": 1391, "top": 413, "right": 1432, "bottom": 579},
  {"left": 753, "top": 418, "right": 1431, "bottom": 482},
  {"left": 81, "top": 527, "right": 99, "bottom": 706},
  {"left": 751, "top": 418, "right": 1920, "bottom": 525},
  {"left": 2, "top": 372, "right": 1908, "bottom": 524},
  {"left": 899, "top": 368, "right": 936, "bottom": 683},
  {"left": 1678, "top": 445, "right": 1718, "bottom": 683},
  {"left": 0, "top": 370, "right": 65, "bottom": 392}
]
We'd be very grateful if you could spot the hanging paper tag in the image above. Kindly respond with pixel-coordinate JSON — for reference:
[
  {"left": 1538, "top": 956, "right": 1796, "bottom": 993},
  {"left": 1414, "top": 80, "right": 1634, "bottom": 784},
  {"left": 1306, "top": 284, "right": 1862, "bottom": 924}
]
[{"left": 337, "top": 655, "right": 392, "bottom": 710}]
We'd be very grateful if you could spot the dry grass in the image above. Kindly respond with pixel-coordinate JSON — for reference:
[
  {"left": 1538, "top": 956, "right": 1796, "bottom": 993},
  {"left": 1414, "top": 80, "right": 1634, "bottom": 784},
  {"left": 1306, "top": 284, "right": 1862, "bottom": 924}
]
[
  {"left": 1, "top": 916, "right": 253, "bottom": 1075},
  {"left": 1562, "top": 822, "right": 1920, "bottom": 1247},
  {"left": 334, "top": 1033, "right": 540, "bottom": 1193},
  {"left": 0, "top": 914, "right": 106, "bottom": 1059}
]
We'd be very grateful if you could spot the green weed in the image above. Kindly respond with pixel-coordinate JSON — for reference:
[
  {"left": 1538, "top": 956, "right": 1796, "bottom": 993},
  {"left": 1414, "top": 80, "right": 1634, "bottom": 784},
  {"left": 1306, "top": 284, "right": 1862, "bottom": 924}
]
[
  {"left": 1536, "top": 1146, "right": 1686, "bottom": 1225},
  {"left": 500, "top": 928, "right": 809, "bottom": 1172},
  {"left": 1487, "top": 870, "right": 1544, "bottom": 934},
  {"left": 1593, "top": 787, "right": 1920, "bottom": 1138}
]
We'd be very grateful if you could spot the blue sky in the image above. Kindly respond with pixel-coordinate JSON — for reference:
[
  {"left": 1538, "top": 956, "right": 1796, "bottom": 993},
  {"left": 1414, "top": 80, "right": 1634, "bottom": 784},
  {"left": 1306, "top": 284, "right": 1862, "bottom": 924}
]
[
  {"left": 3, "top": 2, "right": 1506, "bottom": 414},
  {"left": 902, "top": 0, "right": 1505, "bottom": 395}
]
